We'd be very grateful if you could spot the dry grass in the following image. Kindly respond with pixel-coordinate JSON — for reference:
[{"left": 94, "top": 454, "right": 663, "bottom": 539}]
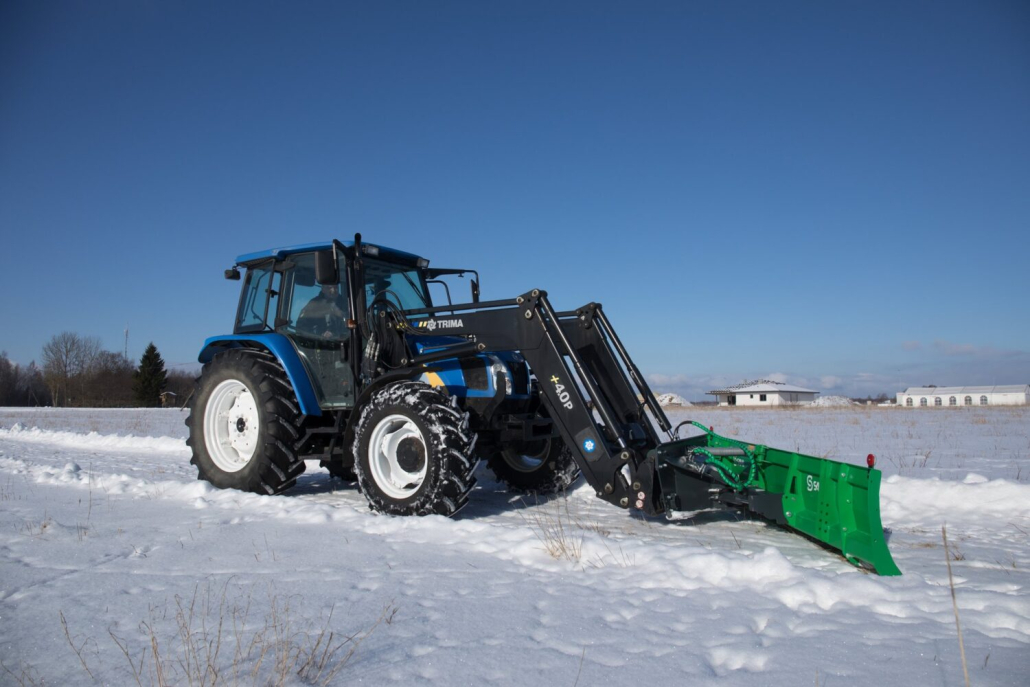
[
  {"left": 521, "top": 496, "right": 636, "bottom": 569},
  {"left": 0, "top": 476, "right": 19, "bottom": 501},
  {"left": 61, "top": 609, "right": 97, "bottom": 680},
  {"left": 23, "top": 510, "right": 53, "bottom": 537},
  {"left": 523, "top": 497, "right": 583, "bottom": 564},
  {"left": 62, "top": 580, "right": 396, "bottom": 686},
  {"left": 0, "top": 659, "right": 45, "bottom": 687},
  {"left": 126, "top": 411, "right": 151, "bottom": 435},
  {"left": 942, "top": 525, "right": 971, "bottom": 687}
]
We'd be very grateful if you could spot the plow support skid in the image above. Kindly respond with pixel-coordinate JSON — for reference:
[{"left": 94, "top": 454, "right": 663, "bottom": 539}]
[{"left": 654, "top": 429, "right": 901, "bottom": 576}]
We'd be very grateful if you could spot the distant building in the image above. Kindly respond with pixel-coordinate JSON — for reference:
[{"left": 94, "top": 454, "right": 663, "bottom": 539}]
[
  {"left": 653, "top": 392, "right": 689, "bottom": 407},
  {"left": 707, "top": 379, "right": 818, "bottom": 407},
  {"left": 897, "top": 385, "right": 1030, "bottom": 408}
]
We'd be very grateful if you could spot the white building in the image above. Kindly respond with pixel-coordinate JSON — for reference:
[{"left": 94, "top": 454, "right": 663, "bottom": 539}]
[
  {"left": 707, "top": 380, "right": 819, "bottom": 407},
  {"left": 897, "top": 385, "right": 1030, "bottom": 408}
]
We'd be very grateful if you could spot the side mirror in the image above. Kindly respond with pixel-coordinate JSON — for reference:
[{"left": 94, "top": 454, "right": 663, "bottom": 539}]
[
  {"left": 315, "top": 250, "right": 338, "bottom": 285},
  {"left": 471, "top": 279, "right": 480, "bottom": 303},
  {"left": 224, "top": 267, "right": 241, "bottom": 280}
]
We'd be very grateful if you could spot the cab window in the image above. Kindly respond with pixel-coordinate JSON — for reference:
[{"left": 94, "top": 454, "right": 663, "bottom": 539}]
[
  {"left": 235, "top": 262, "right": 279, "bottom": 332},
  {"left": 278, "top": 252, "right": 349, "bottom": 340}
]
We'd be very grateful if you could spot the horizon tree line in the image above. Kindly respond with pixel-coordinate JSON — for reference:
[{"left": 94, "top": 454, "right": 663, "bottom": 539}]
[{"left": 0, "top": 333, "right": 196, "bottom": 408}]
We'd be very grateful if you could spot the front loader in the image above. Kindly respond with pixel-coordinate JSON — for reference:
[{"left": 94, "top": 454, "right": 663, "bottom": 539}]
[{"left": 187, "top": 236, "right": 900, "bottom": 576}]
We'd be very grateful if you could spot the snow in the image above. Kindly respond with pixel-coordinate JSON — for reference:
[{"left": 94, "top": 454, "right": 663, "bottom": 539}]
[
  {"left": 654, "top": 392, "right": 690, "bottom": 407},
  {"left": 811, "top": 395, "right": 855, "bottom": 407},
  {"left": 1, "top": 406, "right": 1029, "bottom": 685}
]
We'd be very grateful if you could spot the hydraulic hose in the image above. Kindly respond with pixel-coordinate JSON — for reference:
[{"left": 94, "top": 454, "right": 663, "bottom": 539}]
[{"left": 674, "top": 420, "right": 758, "bottom": 491}]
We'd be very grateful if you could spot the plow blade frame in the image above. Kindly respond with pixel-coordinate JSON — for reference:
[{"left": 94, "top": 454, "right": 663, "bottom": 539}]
[{"left": 654, "top": 431, "right": 901, "bottom": 576}]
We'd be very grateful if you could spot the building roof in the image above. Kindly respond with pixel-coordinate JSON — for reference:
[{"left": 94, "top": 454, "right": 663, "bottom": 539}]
[
  {"left": 900, "top": 385, "right": 1029, "bottom": 396},
  {"left": 707, "top": 379, "right": 818, "bottom": 395}
]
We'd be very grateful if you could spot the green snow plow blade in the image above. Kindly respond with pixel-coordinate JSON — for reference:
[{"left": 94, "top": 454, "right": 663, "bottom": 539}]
[{"left": 654, "top": 422, "right": 901, "bottom": 576}]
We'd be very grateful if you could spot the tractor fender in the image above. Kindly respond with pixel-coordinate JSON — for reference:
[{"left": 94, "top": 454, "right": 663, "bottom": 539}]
[{"left": 198, "top": 334, "right": 322, "bottom": 416}]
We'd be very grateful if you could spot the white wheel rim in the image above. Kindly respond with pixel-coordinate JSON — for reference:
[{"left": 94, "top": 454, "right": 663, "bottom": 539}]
[
  {"left": 368, "top": 414, "right": 428, "bottom": 499},
  {"left": 204, "top": 380, "right": 259, "bottom": 473},
  {"left": 502, "top": 439, "right": 550, "bottom": 473}
]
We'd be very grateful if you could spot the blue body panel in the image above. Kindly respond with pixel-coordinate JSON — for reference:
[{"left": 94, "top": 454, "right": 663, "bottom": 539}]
[
  {"left": 409, "top": 335, "right": 530, "bottom": 400},
  {"left": 198, "top": 334, "right": 322, "bottom": 416},
  {"left": 235, "top": 241, "right": 425, "bottom": 266}
]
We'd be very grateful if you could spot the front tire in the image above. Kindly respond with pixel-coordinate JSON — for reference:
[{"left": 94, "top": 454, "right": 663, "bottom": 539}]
[
  {"left": 186, "top": 349, "right": 305, "bottom": 494},
  {"left": 353, "top": 381, "right": 477, "bottom": 516}
]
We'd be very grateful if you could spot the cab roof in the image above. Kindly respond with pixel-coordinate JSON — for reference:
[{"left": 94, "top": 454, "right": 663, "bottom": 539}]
[{"left": 235, "top": 240, "right": 426, "bottom": 266}]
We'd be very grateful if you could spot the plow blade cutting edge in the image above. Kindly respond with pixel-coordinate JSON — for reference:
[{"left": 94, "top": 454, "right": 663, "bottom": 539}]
[{"left": 653, "top": 423, "right": 901, "bottom": 576}]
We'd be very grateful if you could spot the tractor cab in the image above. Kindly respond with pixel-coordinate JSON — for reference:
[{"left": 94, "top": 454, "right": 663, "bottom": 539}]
[{"left": 226, "top": 239, "right": 480, "bottom": 412}]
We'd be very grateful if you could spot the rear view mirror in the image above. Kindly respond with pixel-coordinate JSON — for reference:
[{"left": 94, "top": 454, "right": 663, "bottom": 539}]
[
  {"left": 315, "top": 250, "right": 338, "bottom": 285},
  {"left": 471, "top": 279, "right": 480, "bottom": 303}
]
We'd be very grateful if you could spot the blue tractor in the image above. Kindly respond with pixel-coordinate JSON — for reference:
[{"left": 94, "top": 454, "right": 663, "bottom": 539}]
[
  {"left": 187, "top": 235, "right": 578, "bottom": 516},
  {"left": 186, "top": 235, "right": 900, "bottom": 574}
]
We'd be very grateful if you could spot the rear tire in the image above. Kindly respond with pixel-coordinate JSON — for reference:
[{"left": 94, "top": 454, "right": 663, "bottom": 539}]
[
  {"left": 485, "top": 432, "right": 580, "bottom": 494},
  {"left": 186, "top": 349, "right": 305, "bottom": 494},
  {"left": 353, "top": 381, "right": 477, "bottom": 516}
]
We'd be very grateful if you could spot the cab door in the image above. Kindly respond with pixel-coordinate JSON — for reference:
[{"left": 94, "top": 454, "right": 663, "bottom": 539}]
[{"left": 276, "top": 251, "right": 355, "bottom": 408}]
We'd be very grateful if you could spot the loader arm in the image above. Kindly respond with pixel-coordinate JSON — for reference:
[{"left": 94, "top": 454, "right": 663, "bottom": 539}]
[
  {"left": 400, "top": 289, "right": 670, "bottom": 513},
  {"left": 396, "top": 289, "right": 900, "bottom": 575}
]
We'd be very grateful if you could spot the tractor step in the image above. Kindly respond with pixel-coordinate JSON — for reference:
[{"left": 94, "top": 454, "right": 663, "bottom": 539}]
[{"left": 653, "top": 424, "right": 901, "bottom": 576}]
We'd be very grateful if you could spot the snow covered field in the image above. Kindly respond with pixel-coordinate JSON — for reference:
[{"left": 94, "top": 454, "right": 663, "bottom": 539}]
[{"left": 1, "top": 406, "right": 1028, "bottom": 685}]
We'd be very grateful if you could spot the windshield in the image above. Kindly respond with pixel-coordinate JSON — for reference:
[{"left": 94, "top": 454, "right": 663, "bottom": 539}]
[{"left": 363, "top": 258, "right": 430, "bottom": 311}]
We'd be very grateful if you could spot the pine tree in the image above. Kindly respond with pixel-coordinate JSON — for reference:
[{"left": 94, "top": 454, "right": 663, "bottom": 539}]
[{"left": 133, "top": 343, "right": 167, "bottom": 407}]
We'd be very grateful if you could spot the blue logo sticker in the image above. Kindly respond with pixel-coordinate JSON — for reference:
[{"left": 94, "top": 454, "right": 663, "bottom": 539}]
[{"left": 582, "top": 438, "right": 596, "bottom": 453}]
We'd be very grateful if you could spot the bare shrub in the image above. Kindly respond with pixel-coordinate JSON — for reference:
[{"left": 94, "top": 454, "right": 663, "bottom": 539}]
[
  {"left": 78, "top": 580, "right": 395, "bottom": 686},
  {"left": 523, "top": 497, "right": 583, "bottom": 563},
  {"left": 521, "top": 496, "right": 637, "bottom": 569},
  {"left": 0, "top": 659, "right": 44, "bottom": 687}
]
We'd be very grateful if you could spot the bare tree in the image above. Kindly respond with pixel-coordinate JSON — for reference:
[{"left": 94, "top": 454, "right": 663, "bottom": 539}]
[
  {"left": 41, "top": 332, "right": 102, "bottom": 407},
  {"left": 42, "top": 332, "right": 75, "bottom": 406},
  {"left": 21, "top": 361, "right": 49, "bottom": 406},
  {"left": 86, "top": 351, "right": 134, "bottom": 407},
  {"left": 0, "top": 353, "right": 51, "bottom": 407},
  {"left": 0, "top": 352, "right": 20, "bottom": 406}
]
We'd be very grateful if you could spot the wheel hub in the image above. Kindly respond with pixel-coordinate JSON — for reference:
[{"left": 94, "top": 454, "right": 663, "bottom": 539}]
[
  {"left": 395, "top": 437, "right": 426, "bottom": 473},
  {"left": 367, "top": 414, "right": 429, "bottom": 499}
]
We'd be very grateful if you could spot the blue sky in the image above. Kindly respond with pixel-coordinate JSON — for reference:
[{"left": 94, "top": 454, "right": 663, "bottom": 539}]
[{"left": 1, "top": 1, "right": 1027, "bottom": 400}]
